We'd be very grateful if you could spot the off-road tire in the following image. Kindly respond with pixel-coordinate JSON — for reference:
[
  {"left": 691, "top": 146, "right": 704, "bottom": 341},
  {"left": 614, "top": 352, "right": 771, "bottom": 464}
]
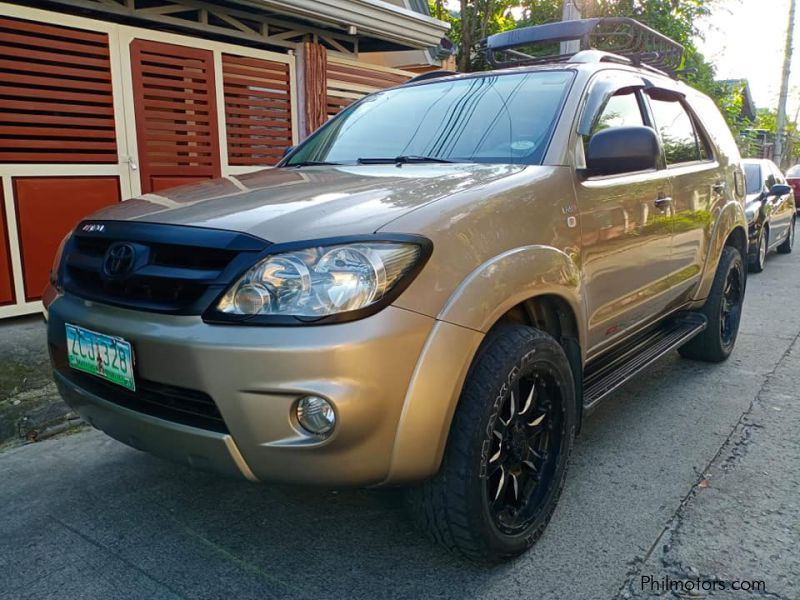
[
  {"left": 777, "top": 217, "right": 795, "bottom": 254},
  {"left": 749, "top": 227, "right": 767, "bottom": 273},
  {"left": 679, "top": 246, "right": 745, "bottom": 362},
  {"left": 405, "top": 325, "right": 576, "bottom": 563}
]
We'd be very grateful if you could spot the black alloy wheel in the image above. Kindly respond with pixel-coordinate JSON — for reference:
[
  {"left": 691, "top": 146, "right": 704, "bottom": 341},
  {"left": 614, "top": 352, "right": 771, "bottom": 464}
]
[
  {"left": 406, "top": 325, "right": 576, "bottom": 562},
  {"left": 679, "top": 246, "right": 745, "bottom": 362},
  {"left": 483, "top": 367, "right": 563, "bottom": 534},
  {"left": 720, "top": 261, "right": 744, "bottom": 348}
]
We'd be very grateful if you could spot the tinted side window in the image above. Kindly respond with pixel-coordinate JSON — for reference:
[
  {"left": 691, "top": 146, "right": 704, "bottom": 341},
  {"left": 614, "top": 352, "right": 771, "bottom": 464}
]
[
  {"left": 648, "top": 95, "right": 705, "bottom": 165},
  {"left": 685, "top": 93, "right": 739, "bottom": 161},
  {"left": 592, "top": 91, "right": 644, "bottom": 134},
  {"left": 696, "top": 125, "right": 712, "bottom": 161}
]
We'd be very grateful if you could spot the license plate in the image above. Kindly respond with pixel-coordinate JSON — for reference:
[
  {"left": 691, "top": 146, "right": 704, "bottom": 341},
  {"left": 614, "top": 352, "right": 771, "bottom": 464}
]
[{"left": 65, "top": 324, "right": 135, "bottom": 391}]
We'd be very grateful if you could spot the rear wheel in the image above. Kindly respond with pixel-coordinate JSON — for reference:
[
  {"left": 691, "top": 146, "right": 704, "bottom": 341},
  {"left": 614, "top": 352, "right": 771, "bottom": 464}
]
[
  {"left": 405, "top": 325, "right": 576, "bottom": 563},
  {"left": 778, "top": 216, "right": 795, "bottom": 254},
  {"left": 679, "top": 246, "right": 745, "bottom": 362}
]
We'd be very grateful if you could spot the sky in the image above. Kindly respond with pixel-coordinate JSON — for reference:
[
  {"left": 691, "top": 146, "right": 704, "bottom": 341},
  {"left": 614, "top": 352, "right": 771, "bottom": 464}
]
[{"left": 696, "top": 0, "right": 799, "bottom": 115}]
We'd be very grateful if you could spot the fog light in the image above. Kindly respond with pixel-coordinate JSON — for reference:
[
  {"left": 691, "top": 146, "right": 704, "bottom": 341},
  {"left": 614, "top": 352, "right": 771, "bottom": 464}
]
[{"left": 296, "top": 396, "right": 335, "bottom": 436}]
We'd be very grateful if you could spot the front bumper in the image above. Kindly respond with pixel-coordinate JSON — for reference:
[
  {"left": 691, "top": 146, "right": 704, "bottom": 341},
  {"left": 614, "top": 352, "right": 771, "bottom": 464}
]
[
  {"left": 47, "top": 292, "right": 441, "bottom": 486},
  {"left": 53, "top": 370, "right": 256, "bottom": 480}
]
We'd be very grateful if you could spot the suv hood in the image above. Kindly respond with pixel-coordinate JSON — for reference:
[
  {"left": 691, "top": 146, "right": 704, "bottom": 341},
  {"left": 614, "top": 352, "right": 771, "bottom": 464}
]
[{"left": 89, "top": 164, "right": 525, "bottom": 242}]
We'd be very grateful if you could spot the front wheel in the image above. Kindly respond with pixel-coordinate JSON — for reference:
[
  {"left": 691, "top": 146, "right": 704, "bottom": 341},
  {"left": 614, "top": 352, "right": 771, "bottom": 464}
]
[
  {"left": 777, "top": 216, "right": 795, "bottom": 254},
  {"left": 749, "top": 228, "right": 767, "bottom": 273},
  {"left": 405, "top": 325, "right": 576, "bottom": 563},
  {"left": 679, "top": 245, "right": 745, "bottom": 362}
]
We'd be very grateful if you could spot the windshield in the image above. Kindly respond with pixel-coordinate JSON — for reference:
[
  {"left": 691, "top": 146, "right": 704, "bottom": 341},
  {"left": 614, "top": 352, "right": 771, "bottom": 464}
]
[
  {"left": 285, "top": 71, "right": 575, "bottom": 167},
  {"left": 744, "top": 163, "right": 762, "bottom": 195},
  {"left": 787, "top": 164, "right": 800, "bottom": 177}
]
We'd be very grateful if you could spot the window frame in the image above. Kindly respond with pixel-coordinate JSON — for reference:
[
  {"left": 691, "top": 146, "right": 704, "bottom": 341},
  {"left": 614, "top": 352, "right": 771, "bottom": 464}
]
[{"left": 576, "top": 71, "right": 665, "bottom": 178}]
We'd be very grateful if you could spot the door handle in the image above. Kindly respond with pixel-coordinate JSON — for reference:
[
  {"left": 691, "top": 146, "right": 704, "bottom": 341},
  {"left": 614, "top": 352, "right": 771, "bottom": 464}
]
[
  {"left": 125, "top": 156, "right": 139, "bottom": 171},
  {"left": 654, "top": 196, "right": 673, "bottom": 209},
  {"left": 712, "top": 182, "right": 726, "bottom": 193}
]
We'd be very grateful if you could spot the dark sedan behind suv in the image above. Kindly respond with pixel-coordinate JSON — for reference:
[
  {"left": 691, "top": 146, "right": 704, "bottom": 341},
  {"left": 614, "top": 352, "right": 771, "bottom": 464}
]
[{"left": 743, "top": 158, "right": 795, "bottom": 272}]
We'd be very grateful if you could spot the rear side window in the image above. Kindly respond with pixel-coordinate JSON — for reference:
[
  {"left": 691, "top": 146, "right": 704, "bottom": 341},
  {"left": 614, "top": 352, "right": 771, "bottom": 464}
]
[{"left": 648, "top": 93, "right": 711, "bottom": 166}]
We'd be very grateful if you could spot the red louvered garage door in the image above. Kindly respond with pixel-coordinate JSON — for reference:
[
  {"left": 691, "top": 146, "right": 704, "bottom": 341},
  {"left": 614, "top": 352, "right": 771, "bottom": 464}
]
[
  {"left": 0, "top": 14, "right": 122, "bottom": 305},
  {"left": 222, "top": 53, "right": 293, "bottom": 166},
  {"left": 130, "top": 39, "right": 221, "bottom": 193},
  {"left": 0, "top": 15, "right": 117, "bottom": 163}
]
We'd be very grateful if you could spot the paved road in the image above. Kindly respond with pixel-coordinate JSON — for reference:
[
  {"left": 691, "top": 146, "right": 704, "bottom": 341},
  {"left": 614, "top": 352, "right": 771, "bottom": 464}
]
[{"left": 2, "top": 248, "right": 799, "bottom": 600}]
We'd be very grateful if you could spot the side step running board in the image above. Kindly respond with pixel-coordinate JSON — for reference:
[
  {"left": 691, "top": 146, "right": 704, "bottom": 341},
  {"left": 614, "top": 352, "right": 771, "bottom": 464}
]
[{"left": 583, "top": 313, "right": 707, "bottom": 413}]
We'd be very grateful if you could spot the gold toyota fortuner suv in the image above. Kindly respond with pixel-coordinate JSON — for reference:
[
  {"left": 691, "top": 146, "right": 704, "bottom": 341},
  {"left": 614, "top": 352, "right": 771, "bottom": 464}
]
[{"left": 44, "top": 19, "right": 755, "bottom": 562}]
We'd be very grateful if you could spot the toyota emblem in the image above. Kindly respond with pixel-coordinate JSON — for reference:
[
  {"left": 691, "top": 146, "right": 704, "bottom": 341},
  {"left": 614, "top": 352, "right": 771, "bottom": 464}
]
[{"left": 102, "top": 242, "right": 137, "bottom": 278}]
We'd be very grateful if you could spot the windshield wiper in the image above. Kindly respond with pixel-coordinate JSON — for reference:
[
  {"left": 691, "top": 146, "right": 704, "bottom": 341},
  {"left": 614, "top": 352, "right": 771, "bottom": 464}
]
[
  {"left": 357, "top": 155, "right": 456, "bottom": 165},
  {"left": 286, "top": 160, "right": 343, "bottom": 167}
]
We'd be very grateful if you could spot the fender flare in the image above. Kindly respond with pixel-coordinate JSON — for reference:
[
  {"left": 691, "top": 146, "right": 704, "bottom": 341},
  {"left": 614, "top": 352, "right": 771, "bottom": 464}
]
[
  {"left": 692, "top": 201, "right": 749, "bottom": 301},
  {"left": 382, "top": 245, "right": 584, "bottom": 484},
  {"left": 436, "top": 245, "right": 586, "bottom": 342}
]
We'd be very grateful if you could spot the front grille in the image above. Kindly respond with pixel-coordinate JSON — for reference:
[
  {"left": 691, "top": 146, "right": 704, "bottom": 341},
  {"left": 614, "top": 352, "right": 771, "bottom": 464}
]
[
  {"left": 68, "top": 268, "right": 208, "bottom": 308},
  {"left": 62, "top": 221, "right": 269, "bottom": 314},
  {"left": 61, "top": 367, "right": 229, "bottom": 433}
]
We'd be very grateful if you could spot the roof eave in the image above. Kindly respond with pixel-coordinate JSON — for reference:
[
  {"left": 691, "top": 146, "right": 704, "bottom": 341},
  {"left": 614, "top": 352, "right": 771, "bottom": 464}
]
[{"left": 239, "top": 0, "right": 450, "bottom": 49}]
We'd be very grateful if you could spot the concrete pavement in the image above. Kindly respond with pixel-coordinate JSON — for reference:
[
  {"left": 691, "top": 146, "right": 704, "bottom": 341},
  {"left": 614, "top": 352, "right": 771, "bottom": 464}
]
[
  {"left": 1, "top": 247, "right": 799, "bottom": 599},
  {"left": 0, "top": 316, "right": 72, "bottom": 445}
]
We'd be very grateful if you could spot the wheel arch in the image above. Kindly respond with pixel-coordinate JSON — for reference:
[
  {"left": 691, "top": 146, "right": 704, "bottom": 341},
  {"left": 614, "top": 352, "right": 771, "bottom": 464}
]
[
  {"left": 728, "top": 222, "right": 749, "bottom": 258},
  {"left": 383, "top": 247, "right": 586, "bottom": 485},
  {"left": 435, "top": 245, "right": 586, "bottom": 346},
  {"left": 692, "top": 202, "right": 749, "bottom": 301}
]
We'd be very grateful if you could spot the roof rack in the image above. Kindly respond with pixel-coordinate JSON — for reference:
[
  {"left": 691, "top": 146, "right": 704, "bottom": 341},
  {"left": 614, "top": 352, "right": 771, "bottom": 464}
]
[{"left": 481, "top": 18, "right": 684, "bottom": 77}]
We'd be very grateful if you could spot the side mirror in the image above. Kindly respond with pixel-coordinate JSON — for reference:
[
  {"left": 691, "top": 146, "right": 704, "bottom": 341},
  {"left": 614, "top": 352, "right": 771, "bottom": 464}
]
[
  {"left": 770, "top": 183, "right": 792, "bottom": 197},
  {"left": 585, "top": 126, "right": 660, "bottom": 176},
  {"left": 282, "top": 145, "right": 295, "bottom": 158}
]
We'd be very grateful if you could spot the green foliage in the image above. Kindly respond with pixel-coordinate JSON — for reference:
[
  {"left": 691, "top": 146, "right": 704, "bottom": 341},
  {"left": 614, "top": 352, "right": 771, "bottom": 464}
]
[
  {"left": 752, "top": 108, "right": 799, "bottom": 162},
  {"left": 436, "top": 0, "right": 756, "bottom": 149}
]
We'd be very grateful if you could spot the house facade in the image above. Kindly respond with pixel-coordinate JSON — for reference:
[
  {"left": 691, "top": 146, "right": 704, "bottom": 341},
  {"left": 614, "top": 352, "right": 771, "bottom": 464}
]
[{"left": 0, "top": 0, "right": 450, "bottom": 318}]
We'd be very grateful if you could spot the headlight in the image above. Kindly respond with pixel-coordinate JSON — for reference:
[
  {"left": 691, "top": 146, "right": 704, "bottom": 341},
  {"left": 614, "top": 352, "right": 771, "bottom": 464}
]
[{"left": 208, "top": 238, "right": 430, "bottom": 323}]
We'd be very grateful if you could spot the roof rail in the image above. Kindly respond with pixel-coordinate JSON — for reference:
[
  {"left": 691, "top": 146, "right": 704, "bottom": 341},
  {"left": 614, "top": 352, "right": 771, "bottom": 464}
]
[
  {"left": 404, "top": 70, "right": 457, "bottom": 84},
  {"left": 481, "top": 18, "right": 684, "bottom": 77}
]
